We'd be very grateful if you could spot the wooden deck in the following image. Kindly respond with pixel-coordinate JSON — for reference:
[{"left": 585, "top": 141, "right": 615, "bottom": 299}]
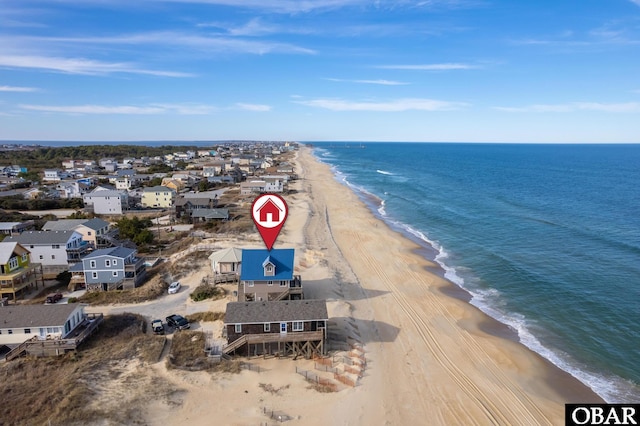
[
  {"left": 223, "top": 330, "right": 325, "bottom": 358},
  {"left": 4, "top": 313, "right": 104, "bottom": 361}
]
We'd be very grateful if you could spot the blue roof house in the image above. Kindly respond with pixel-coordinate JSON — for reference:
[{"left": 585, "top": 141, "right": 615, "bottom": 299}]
[{"left": 238, "top": 249, "right": 302, "bottom": 302}]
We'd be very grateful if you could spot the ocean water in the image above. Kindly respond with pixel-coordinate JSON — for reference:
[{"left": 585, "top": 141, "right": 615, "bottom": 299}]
[{"left": 311, "top": 142, "right": 640, "bottom": 403}]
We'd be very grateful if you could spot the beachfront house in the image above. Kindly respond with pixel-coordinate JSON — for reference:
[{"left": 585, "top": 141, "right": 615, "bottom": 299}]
[
  {"left": 238, "top": 249, "right": 302, "bottom": 302},
  {"left": 222, "top": 299, "right": 328, "bottom": 358},
  {"left": 0, "top": 304, "right": 104, "bottom": 360}
]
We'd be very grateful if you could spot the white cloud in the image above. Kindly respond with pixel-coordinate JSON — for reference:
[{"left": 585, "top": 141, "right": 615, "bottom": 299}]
[
  {"left": 9, "top": 32, "right": 316, "bottom": 56},
  {"left": 494, "top": 102, "right": 640, "bottom": 113},
  {"left": 295, "top": 97, "right": 468, "bottom": 111},
  {"left": 0, "top": 85, "right": 38, "bottom": 92},
  {"left": 156, "top": 0, "right": 472, "bottom": 14},
  {"left": 326, "top": 78, "right": 409, "bottom": 85},
  {"left": 376, "top": 63, "right": 478, "bottom": 70},
  {"left": 18, "top": 103, "right": 216, "bottom": 115},
  {"left": 234, "top": 103, "right": 272, "bottom": 111},
  {"left": 0, "top": 54, "right": 192, "bottom": 77}
]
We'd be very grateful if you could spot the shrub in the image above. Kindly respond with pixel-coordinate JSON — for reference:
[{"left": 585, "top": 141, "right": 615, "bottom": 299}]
[{"left": 189, "top": 284, "right": 225, "bottom": 302}]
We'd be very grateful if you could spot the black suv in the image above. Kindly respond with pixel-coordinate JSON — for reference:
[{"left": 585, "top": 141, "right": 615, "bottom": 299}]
[{"left": 165, "top": 314, "right": 190, "bottom": 331}]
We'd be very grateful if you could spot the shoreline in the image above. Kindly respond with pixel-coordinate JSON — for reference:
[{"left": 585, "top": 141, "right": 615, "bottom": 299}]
[
  {"left": 308, "top": 144, "right": 616, "bottom": 400},
  {"left": 298, "top": 145, "right": 603, "bottom": 423}
]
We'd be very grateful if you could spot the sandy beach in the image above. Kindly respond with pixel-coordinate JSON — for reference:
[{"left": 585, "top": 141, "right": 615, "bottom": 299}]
[{"left": 142, "top": 145, "right": 602, "bottom": 425}]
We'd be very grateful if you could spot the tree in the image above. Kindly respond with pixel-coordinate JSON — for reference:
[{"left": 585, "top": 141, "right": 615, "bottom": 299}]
[
  {"left": 116, "top": 217, "right": 153, "bottom": 242},
  {"left": 198, "top": 180, "right": 210, "bottom": 192}
]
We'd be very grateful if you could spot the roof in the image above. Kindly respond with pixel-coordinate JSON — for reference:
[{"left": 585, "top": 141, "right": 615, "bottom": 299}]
[
  {"left": 208, "top": 247, "right": 242, "bottom": 263},
  {"left": 0, "top": 241, "right": 26, "bottom": 265},
  {"left": 0, "top": 222, "right": 21, "bottom": 231},
  {"left": 82, "top": 218, "right": 110, "bottom": 231},
  {"left": 84, "top": 190, "right": 126, "bottom": 198},
  {"left": 191, "top": 208, "right": 229, "bottom": 220},
  {"left": 0, "top": 304, "right": 82, "bottom": 329},
  {"left": 143, "top": 185, "right": 175, "bottom": 193},
  {"left": 240, "top": 249, "right": 294, "bottom": 281},
  {"left": 224, "top": 300, "right": 328, "bottom": 324},
  {"left": 4, "top": 230, "right": 80, "bottom": 245},
  {"left": 42, "top": 219, "right": 87, "bottom": 231},
  {"left": 84, "top": 246, "right": 136, "bottom": 260}
]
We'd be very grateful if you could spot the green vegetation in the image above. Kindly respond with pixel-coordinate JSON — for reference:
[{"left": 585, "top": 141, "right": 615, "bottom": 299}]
[
  {"left": 186, "top": 311, "right": 225, "bottom": 322},
  {"left": 0, "top": 196, "right": 84, "bottom": 211},
  {"left": 1, "top": 145, "right": 198, "bottom": 172},
  {"left": 189, "top": 284, "right": 226, "bottom": 302},
  {"left": 116, "top": 216, "right": 155, "bottom": 245}
]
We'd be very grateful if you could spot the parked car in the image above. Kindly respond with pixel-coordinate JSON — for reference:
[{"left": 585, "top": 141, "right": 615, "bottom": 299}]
[
  {"left": 151, "top": 319, "right": 165, "bottom": 335},
  {"left": 165, "top": 314, "right": 190, "bottom": 330},
  {"left": 168, "top": 281, "right": 181, "bottom": 294},
  {"left": 45, "top": 293, "right": 63, "bottom": 304}
]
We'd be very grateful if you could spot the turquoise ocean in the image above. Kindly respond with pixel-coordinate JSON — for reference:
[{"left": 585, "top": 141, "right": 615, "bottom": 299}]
[{"left": 311, "top": 142, "right": 639, "bottom": 403}]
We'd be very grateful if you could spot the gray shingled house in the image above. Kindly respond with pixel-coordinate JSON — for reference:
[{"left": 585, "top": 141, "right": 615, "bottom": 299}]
[
  {"left": 223, "top": 299, "right": 328, "bottom": 358},
  {"left": 70, "top": 246, "right": 146, "bottom": 291}
]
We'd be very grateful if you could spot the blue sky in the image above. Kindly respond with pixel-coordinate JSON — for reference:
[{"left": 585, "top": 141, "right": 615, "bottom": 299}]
[{"left": 1, "top": 0, "right": 639, "bottom": 143}]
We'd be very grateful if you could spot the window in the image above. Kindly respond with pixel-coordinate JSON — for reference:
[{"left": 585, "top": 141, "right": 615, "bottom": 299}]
[
  {"left": 9, "top": 257, "right": 18, "bottom": 270},
  {"left": 113, "top": 260, "right": 117, "bottom": 266},
  {"left": 88, "top": 231, "right": 92, "bottom": 236},
  {"left": 293, "top": 321, "right": 304, "bottom": 332},
  {"left": 234, "top": 324, "right": 242, "bottom": 333},
  {"left": 24, "top": 328, "right": 31, "bottom": 334},
  {"left": 264, "top": 323, "right": 270, "bottom": 332},
  {"left": 22, "top": 254, "right": 28, "bottom": 263},
  {"left": 90, "top": 260, "right": 96, "bottom": 268},
  {"left": 92, "top": 272, "right": 98, "bottom": 279},
  {"left": 51, "top": 255, "right": 55, "bottom": 260},
  {"left": 105, "top": 260, "right": 111, "bottom": 267},
  {"left": 280, "top": 281, "right": 287, "bottom": 287},
  {"left": 8, "top": 329, "right": 13, "bottom": 334},
  {"left": 39, "top": 255, "right": 44, "bottom": 260},
  {"left": 52, "top": 244, "right": 60, "bottom": 249},
  {"left": 112, "top": 271, "right": 118, "bottom": 277},
  {"left": 267, "top": 280, "right": 273, "bottom": 286},
  {"left": 247, "top": 281, "right": 254, "bottom": 287}
]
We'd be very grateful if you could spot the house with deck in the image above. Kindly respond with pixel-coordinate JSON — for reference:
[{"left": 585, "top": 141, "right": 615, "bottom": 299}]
[
  {"left": 209, "top": 247, "right": 242, "bottom": 276},
  {"left": 238, "top": 249, "right": 302, "bottom": 302},
  {"left": 0, "top": 304, "right": 103, "bottom": 360},
  {"left": 223, "top": 299, "right": 327, "bottom": 358},
  {"left": 70, "top": 246, "right": 146, "bottom": 291},
  {"left": 0, "top": 242, "right": 44, "bottom": 301}
]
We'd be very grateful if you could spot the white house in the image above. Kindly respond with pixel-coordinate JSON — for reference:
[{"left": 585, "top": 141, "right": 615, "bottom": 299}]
[
  {"left": 83, "top": 189, "right": 129, "bottom": 215},
  {"left": 3, "top": 230, "right": 88, "bottom": 278},
  {"left": 0, "top": 304, "right": 87, "bottom": 345}
]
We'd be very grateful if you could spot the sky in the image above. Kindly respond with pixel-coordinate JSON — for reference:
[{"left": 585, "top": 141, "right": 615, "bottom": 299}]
[{"left": 1, "top": 0, "right": 640, "bottom": 143}]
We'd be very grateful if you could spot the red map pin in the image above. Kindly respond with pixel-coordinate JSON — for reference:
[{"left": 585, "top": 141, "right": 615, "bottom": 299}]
[{"left": 251, "top": 193, "right": 288, "bottom": 251}]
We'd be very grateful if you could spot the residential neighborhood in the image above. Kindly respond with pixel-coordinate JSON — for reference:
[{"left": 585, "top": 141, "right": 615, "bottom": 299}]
[
  {"left": 0, "top": 142, "right": 327, "bottom": 361},
  {"left": 0, "top": 141, "right": 357, "bottom": 425}
]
